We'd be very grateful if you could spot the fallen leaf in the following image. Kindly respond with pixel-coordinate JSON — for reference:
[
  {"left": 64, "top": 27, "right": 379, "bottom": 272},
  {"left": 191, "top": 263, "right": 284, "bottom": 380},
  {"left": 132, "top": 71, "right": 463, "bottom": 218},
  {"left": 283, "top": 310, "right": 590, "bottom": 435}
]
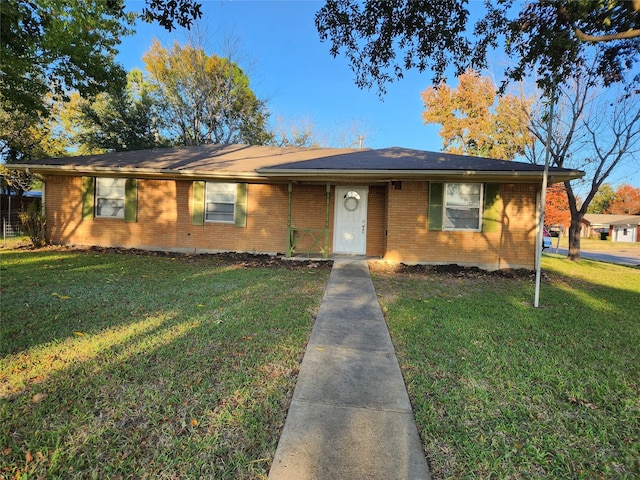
[
  {"left": 197, "top": 304, "right": 205, "bottom": 308},
  {"left": 73, "top": 331, "right": 84, "bottom": 337},
  {"left": 25, "top": 451, "right": 33, "bottom": 463},
  {"left": 190, "top": 418, "right": 198, "bottom": 427},
  {"left": 32, "top": 393, "right": 48, "bottom": 404}
]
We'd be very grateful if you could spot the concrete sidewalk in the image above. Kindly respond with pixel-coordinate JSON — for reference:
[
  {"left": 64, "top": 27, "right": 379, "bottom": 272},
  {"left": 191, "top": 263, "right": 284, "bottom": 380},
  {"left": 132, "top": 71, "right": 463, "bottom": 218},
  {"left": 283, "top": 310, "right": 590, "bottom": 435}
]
[{"left": 269, "top": 258, "right": 431, "bottom": 480}]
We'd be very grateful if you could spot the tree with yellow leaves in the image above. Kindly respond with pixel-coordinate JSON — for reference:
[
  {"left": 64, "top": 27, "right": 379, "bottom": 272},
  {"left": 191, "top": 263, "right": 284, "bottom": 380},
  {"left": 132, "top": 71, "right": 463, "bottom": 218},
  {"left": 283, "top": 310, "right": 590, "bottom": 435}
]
[
  {"left": 421, "top": 70, "right": 533, "bottom": 161},
  {"left": 143, "top": 39, "right": 272, "bottom": 146}
]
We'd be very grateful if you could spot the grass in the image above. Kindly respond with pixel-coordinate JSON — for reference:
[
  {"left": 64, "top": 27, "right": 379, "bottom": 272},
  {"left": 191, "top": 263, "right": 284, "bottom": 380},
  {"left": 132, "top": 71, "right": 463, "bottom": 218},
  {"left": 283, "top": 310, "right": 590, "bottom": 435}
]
[
  {"left": 0, "top": 247, "right": 330, "bottom": 479},
  {"left": 552, "top": 236, "right": 640, "bottom": 252},
  {"left": 371, "top": 257, "right": 640, "bottom": 479}
]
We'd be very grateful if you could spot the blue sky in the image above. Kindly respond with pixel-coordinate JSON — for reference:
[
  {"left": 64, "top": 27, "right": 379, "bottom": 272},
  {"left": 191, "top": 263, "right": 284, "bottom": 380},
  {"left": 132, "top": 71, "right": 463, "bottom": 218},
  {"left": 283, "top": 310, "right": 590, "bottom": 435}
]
[
  {"left": 119, "top": 0, "right": 461, "bottom": 151},
  {"left": 118, "top": 0, "right": 639, "bottom": 189}
]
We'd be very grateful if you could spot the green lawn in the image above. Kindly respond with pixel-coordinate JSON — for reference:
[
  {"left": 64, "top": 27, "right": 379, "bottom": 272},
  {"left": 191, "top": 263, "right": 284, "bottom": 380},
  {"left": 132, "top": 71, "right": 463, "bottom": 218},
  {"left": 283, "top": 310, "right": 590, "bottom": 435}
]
[
  {"left": 0, "top": 248, "right": 330, "bottom": 479},
  {"left": 372, "top": 257, "right": 640, "bottom": 479},
  {"left": 3, "top": 247, "right": 639, "bottom": 479}
]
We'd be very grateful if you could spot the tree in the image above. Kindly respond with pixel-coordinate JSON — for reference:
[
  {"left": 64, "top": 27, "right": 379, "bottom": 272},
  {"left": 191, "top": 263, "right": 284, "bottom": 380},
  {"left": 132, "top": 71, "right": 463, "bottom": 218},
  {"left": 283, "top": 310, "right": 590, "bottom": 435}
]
[
  {"left": 64, "top": 69, "right": 169, "bottom": 154},
  {"left": 0, "top": 98, "right": 68, "bottom": 164},
  {"left": 544, "top": 183, "right": 572, "bottom": 229},
  {"left": 272, "top": 116, "right": 319, "bottom": 148},
  {"left": 607, "top": 184, "right": 640, "bottom": 215},
  {"left": 0, "top": 0, "right": 202, "bottom": 120},
  {"left": 527, "top": 61, "right": 640, "bottom": 260},
  {"left": 0, "top": 0, "right": 133, "bottom": 119},
  {"left": 143, "top": 40, "right": 272, "bottom": 146},
  {"left": 315, "top": 1, "right": 640, "bottom": 95},
  {"left": 587, "top": 183, "right": 617, "bottom": 213},
  {"left": 421, "top": 70, "right": 533, "bottom": 160}
]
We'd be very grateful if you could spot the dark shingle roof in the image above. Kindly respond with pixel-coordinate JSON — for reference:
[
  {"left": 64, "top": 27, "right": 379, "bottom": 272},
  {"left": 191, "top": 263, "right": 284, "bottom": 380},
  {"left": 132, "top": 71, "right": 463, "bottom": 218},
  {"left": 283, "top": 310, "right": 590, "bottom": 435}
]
[
  {"left": 258, "top": 147, "right": 557, "bottom": 172},
  {"left": 12, "top": 144, "right": 583, "bottom": 183}
]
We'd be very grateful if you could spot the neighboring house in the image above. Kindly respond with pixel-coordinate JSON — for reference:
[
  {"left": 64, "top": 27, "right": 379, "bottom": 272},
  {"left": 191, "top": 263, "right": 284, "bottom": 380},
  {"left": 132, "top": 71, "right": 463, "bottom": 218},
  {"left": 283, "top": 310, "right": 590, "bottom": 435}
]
[
  {"left": 581, "top": 214, "right": 640, "bottom": 242},
  {"left": 12, "top": 144, "right": 583, "bottom": 270},
  {"left": 610, "top": 216, "right": 640, "bottom": 242}
]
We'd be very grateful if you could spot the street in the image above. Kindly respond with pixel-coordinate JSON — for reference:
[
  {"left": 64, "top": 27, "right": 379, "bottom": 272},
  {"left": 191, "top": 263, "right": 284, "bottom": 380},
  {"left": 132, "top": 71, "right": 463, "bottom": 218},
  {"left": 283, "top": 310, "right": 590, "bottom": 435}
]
[{"left": 549, "top": 247, "right": 640, "bottom": 267}]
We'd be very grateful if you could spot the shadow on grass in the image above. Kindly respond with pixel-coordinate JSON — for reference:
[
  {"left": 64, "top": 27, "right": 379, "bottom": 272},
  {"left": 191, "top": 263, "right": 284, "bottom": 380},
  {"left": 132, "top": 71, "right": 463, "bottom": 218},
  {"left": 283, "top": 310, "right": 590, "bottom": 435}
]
[
  {"left": 371, "top": 258, "right": 639, "bottom": 479},
  {"left": 1, "top": 249, "right": 330, "bottom": 479},
  {"left": 1, "top": 249, "right": 278, "bottom": 356}
]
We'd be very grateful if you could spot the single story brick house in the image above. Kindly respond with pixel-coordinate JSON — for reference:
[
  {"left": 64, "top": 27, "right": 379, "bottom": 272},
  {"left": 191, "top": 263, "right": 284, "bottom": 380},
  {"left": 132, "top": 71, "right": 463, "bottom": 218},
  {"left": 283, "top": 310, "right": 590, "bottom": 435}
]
[
  {"left": 581, "top": 214, "right": 640, "bottom": 242},
  {"left": 13, "top": 144, "right": 583, "bottom": 269}
]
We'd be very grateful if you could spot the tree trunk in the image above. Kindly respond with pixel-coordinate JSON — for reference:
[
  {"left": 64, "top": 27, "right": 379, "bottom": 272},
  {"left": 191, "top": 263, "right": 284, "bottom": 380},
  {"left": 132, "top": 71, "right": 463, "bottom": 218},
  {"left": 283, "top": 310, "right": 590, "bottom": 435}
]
[{"left": 568, "top": 215, "right": 582, "bottom": 260}]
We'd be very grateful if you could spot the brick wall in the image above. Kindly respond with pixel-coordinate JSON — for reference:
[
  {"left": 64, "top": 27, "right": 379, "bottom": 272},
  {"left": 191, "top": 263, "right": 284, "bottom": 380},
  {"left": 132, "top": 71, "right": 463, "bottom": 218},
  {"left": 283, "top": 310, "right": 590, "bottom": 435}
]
[
  {"left": 43, "top": 175, "right": 538, "bottom": 268},
  {"left": 44, "top": 176, "right": 290, "bottom": 254},
  {"left": 383, "top": 181, "right": 538, "bottom": 269}
]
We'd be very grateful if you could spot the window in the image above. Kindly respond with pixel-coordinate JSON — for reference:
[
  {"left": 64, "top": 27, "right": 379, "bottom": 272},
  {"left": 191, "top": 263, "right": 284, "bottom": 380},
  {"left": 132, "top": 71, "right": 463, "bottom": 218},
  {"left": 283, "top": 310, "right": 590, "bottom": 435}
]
[
  {"left": 96, "top": 178, "right": 126, "bottom": 218},
  {"left": 205, "top": 182, "right": 236, "bottom": 223},
  {"left": 443, "top": 183, "right": 483, "bottom": 231}
]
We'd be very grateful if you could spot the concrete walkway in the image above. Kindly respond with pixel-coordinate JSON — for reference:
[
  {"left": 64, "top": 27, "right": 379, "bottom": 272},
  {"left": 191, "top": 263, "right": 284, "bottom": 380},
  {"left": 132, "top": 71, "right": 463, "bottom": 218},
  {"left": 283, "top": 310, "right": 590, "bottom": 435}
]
[{"left": 269, "top": 258, "right": 431, "bottom": 480}]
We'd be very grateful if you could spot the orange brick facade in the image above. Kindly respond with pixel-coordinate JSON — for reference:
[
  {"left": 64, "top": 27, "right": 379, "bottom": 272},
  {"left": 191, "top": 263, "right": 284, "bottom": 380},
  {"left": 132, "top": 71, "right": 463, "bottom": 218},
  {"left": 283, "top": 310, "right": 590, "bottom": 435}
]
[{"left": 43, "top": 176, "right": 539, "bottom": 269}]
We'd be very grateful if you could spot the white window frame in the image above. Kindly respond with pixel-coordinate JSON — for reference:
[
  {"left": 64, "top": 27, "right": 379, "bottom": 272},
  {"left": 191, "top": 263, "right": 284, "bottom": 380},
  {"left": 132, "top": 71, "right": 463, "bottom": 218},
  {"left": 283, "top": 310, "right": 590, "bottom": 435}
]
[
  {"left": 95, "top": 177, "right": 126, "bottom": 219},
  {"left": 205, "top": 182, "right": 236, "bottom": 223},
  {"left": 443, "top": 183, "right": 484, "bottom": 232}
]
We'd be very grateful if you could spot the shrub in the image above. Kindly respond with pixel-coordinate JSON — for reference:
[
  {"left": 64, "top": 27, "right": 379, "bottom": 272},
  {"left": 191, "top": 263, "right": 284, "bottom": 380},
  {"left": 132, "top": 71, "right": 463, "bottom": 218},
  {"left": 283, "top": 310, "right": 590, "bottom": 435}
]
[{"left": 18, "top": 201, "right": 46, "bottom": 246}]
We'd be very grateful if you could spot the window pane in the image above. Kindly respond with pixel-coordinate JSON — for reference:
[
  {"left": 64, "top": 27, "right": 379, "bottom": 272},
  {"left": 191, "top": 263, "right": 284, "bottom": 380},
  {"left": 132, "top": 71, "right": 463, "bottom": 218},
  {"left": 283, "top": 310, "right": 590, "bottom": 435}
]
[
  {"left": 96, "top": 178, "right": 125, "bottom": 218},
  {"left": 206, "top": 203, "right": 235, "bottom": 222},
  {"left": 446, "top": 183, "right": 480, "bottom": 207},
  {"left": 444, "top": 207, "right": 480, "bottom": 229},
  {"left": 96, "top": 178, "right": 125, "bottom": 198},
  {"left": 206, "top": 183, "right": 236, "bottom": 203},
  {"left": 443, "top": 183, "right": 482, "bottom": 230},
  {"left": 96, "top": 198, "right": 125, "bottom": 218},
  {"left": 205, "top": 183, "right": 236, "bottom": 223}
]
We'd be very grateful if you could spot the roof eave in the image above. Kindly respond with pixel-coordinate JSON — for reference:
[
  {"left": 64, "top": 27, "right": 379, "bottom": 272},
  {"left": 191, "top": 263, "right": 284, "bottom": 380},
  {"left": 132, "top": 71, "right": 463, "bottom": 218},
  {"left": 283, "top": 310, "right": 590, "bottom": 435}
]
[
  {"left": 11, "top": 164, "right": 584, "bottom": 184},
  {"left": 9, "top": 164, "right": 268, "bottom": 182},
  {"left": 256, "top": 168, "right": 584, "bottom": 183}
]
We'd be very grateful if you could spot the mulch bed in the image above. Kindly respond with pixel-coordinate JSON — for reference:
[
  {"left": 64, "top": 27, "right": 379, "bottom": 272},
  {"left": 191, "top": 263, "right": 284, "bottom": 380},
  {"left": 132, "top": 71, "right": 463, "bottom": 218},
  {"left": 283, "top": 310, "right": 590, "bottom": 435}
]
[
  {"left": 70, "top": 245, "right": 334, "bottom": 270},
  {"left": 369, "top": 261, "right": 535, "bottom": 279},
  {"left": 13, "top": 244, "right": 537, "bottom": 277}
]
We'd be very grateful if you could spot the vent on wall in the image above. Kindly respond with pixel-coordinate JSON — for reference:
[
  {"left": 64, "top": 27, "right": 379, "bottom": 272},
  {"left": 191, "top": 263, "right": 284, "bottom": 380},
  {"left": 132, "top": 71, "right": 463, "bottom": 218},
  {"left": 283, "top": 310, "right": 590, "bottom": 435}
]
[{"left": 392, "top": 181, "right": 403, "bottom": 190}]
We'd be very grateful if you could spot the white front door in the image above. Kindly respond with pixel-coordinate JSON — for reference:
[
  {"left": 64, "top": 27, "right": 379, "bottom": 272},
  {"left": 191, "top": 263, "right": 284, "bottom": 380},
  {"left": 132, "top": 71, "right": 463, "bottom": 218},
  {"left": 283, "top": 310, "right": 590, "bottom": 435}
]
[{"left": 333, "top": 186, "right": 368, "bottom": 254}]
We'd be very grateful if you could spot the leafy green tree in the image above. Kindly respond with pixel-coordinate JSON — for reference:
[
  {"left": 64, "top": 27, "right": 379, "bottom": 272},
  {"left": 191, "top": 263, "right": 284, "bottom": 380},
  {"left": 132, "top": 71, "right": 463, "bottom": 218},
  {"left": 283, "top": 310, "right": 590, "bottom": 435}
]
[
  {"left": 315, "top": 1, "right": 640, "bottom": 95},
  {"left": 421, "top": 70, "right": 533, "bottom": 160},
  {"left": 0, "top": 98, "right": 68, "bottom": 163},
  {"left": 0, "top": 0, "right": 133, "bottom": 119},
  {"left": 1, "top": 0, "right": 202, "bottom": 121},
  {"left": 143, "top": 40, "right": 272, "bottom": 146},
  {"left": 587, "top": 183, "right": 617, "bottom": 213},
  {"left": 65, "top": 69, "right": 169, "bottom": 153}
]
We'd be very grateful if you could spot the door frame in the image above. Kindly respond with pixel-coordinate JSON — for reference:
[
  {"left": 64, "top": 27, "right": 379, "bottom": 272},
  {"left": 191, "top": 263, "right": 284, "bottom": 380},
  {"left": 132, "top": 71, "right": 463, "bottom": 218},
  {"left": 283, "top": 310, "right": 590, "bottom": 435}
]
[{"left": 333, "top": 185, "right": 369, "bottom": 254}]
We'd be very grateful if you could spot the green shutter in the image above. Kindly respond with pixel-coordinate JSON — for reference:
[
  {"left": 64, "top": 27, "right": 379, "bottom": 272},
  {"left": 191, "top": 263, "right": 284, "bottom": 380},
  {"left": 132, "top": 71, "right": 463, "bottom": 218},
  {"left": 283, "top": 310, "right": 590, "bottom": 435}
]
[
  {"left": 124, "top": 178, "right": 137, "bottom": 223},
  {"left": 428, "top": 182, "right": 444, "bottom": 231},
  {"left": 482, "top": 183, "right": 501, "bottom": 233},
  {"left": 235, "top": 183, "right": 248, "bottom": 227},
  {"left": 81, "top": 177, "right": 95, "bottom": 220},
  {"left": 192, "top": 181, "right": 205, "bottom": 226}
]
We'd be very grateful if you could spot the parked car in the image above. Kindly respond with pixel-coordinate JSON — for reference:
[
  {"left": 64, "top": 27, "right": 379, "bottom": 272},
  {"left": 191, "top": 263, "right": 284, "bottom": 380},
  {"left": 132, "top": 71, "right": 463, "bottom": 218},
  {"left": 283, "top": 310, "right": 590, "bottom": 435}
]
[{"left": 543, "top": 228, "right": 552, "bottom": 250}]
